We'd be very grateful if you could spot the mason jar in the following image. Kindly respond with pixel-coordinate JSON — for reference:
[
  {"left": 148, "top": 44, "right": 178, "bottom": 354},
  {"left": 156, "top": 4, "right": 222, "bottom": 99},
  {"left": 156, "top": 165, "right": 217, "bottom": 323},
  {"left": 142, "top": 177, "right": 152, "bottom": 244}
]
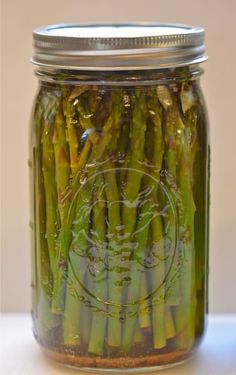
[{"left": 30, "top": 23, "right": 209, "bottom": 371}]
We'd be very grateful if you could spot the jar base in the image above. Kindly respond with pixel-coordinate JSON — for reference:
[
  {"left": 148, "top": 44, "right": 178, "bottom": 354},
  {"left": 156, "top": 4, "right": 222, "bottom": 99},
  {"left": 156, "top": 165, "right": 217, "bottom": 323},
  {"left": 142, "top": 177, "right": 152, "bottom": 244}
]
[{"left": 42, "top": 346, "right": 193, "bottom": 373}]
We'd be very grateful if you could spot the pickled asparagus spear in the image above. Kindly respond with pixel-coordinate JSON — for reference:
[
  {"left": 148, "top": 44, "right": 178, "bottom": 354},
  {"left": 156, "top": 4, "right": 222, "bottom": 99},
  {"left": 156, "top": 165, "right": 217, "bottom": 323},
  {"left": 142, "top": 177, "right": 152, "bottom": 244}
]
[
  {"left": 122, "top": 89, "right": 147, "bottom": 240},
  {"left": 104, "top": 164, "right": 123, "bottom": 348},
  {"left": 41, "top": 121, "right": 58, "bottom": 282},
  {"left": 122, "top": 196, "right": 153, "bottom": 350},
  {"left": 175, "top": 85, "right": 199, "bottom": 348},
  {"left": 34, "top": 95, "right": 60, "bottom": 336},
  {"left": 52, "top": 105, "right": 71, "bottom": 313},
  {"left": 63, "top": 143, "right": 93, "bottom": 345},
  {"left": 100, "top": 93, "right": 123, "bottom": 348},
  {"left": 88, "top": 174, "right": 107, "bottom": 355},
  {"left": 64, "top": 98, "right": 80, "bottom": 176},
  {"left": 139, "top": 272, "right": 151, "bottom": 329},
  {"left": 157, "top": 85, "right": 197, "bottom": 348},
  {"left": 157, "top": 85, "right": 180, "bottom": 306},
  {"left": 121, "top": 89, "right": 147, "bottom": 349}
]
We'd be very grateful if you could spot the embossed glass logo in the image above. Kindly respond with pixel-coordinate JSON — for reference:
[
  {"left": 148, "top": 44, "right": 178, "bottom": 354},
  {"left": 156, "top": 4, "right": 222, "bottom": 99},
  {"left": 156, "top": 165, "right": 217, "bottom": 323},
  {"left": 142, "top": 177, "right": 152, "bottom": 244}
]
[{"left": 68, "top": 168, "right": 178, "bottom": 315}]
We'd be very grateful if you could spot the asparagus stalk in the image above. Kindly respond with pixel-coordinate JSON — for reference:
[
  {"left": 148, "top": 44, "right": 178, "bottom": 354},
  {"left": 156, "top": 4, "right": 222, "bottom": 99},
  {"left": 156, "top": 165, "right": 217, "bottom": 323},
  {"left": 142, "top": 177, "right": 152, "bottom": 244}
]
[
  {"left": 63, "top": 254, "right": 82, "bottom": 346},
  {"left": 133, "top": 320, "right": 143, "bottom": 344},
  {"left": 100, "top": 92, "right": 124, "bottom": 348},
  {"left": 190, "top": 87, "right": 208, "bottom": 330},
  {"left": 157, "top": 85, "right": 180, "bottom": 307},
  {"left": 63, "top": 170, "right": 93, "bottom": 346},
  {"left": 165, "top": 305, "right": 176, "bottom": 339},
  {"left": 64, "top": 97, "right": 80, "bottom": 176},
  {"left": 41, "top": 120, "right": 58, "bottom": 282},
  {"left": 52, "top": 105, "right": 71, "bottom": 313},
  {"left": 146, "top": 88, "right": 174, "bottom": 348},
  {"left": 150, "top": 213, "right": 166, "bottom": 349},
  {"left": 122, "top": 196, "right": 153, "bottom": 350},
  {"left": 181, "top": 84, "right": 205, "bottom": 294},
  {"left": 77, "top": 94, "right": 107, "bottom": 157},
  {"left": 52, "top": 106, "right": 71, "bottom": 202},
  {"left": 121, "top": 88, "right": 147, "bottom": 243},
  {"left": 139, "top": 272, "right": 151, "bottom": 329},
  {"left": 35, "top": 105, "right": 51, "bottom": 331},
  {"left": 160, "top": 87, "right": 196, "bottom": 349},
  {"left": 58, "top": 88, "right": 94, "bottom": 341},
  {"left": 63, "top": 143, "right": 92, "bottom": 345},
  {"left": 63, "top": 87, "right": 96, "bottom": 347},
  {"left": 120, "top": 89, "right": 147, "bottom": 349},
  {"left": 122, "top": 89, "right": 147, "bottom": 239},
  {"left": 104, "top": 163, "right": 123, "bottom": 348},
  {"left": 31, "top": 99, "right": 44, "bottom": 322},
  {"left": 175, "top": 83, "right": 199, "bottom": 348},
  {"left": 34, "top": 97, "right": 59, "bottom": 338},
  {"left": 88, "top": 174, "right": 108, "bottom": 355},
  {"left": 117, "top": 92, "right": 131, "bottom": 187},
  {"left": 80, "top": 272, "right": 93, "bottom": 347}
]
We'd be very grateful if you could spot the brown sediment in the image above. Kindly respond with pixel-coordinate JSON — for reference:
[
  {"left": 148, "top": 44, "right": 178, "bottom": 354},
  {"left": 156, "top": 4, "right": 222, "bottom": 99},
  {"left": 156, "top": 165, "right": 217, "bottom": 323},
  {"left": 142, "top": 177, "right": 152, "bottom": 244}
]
[{"left": 43, "top": 347, "right": 190, "bottom": 369}]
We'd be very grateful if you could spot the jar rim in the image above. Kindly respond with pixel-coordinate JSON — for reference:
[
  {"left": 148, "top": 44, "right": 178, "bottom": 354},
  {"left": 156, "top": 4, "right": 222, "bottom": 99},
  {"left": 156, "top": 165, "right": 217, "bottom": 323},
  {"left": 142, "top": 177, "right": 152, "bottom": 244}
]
[{"left": 32, "top": 22, "right": 207, "bottom": 71}]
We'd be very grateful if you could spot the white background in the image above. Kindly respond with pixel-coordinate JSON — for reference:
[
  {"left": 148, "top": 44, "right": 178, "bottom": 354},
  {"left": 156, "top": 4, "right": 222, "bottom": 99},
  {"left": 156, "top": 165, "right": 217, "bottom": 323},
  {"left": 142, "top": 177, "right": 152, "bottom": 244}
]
[{"left": 1, "top": 0, "right": 236, "bottom": 313}]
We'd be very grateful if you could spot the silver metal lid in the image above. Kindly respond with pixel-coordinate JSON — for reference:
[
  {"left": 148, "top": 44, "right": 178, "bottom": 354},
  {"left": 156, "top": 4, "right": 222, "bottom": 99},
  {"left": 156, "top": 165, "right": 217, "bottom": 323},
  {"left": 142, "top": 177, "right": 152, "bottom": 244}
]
[{"left": 32, "top": 23, "right": 207, "bottom": 71}]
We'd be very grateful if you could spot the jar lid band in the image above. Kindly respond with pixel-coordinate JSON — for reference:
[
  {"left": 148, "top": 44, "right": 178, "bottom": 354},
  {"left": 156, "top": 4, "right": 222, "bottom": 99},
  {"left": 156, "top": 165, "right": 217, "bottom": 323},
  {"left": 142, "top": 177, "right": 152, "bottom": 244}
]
[{"left": 32, "top": 23, "right": 207, "bottom": 71}]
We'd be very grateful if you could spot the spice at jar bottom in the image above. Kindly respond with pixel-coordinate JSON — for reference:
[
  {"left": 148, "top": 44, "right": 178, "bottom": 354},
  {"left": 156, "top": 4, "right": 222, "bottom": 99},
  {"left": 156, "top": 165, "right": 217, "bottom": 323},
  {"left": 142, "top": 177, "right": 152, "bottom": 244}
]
[{"left": 30, "top": 24, "right": 209, "bottom": 371}]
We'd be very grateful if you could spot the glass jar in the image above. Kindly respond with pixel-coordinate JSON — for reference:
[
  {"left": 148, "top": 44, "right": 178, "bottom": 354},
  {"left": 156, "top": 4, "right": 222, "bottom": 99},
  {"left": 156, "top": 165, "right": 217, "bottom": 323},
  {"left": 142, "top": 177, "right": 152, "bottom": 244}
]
[{"left": 30, "top": 23, "right": 209, "bottom": 371}]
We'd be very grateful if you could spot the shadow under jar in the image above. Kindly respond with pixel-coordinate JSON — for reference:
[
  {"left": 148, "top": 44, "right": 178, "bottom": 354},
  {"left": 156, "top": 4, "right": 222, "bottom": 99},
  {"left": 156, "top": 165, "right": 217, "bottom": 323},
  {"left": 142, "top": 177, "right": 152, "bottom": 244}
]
[{"left": 30, "top": 23, "right": 210, "bottom": 372}]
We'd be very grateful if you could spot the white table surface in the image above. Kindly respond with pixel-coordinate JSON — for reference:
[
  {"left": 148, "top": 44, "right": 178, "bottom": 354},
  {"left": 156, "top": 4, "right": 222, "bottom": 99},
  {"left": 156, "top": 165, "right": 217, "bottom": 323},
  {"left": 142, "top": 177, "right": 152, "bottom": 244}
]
[{"left": 0, "top": 314, "right": 236, "bottom": 375}]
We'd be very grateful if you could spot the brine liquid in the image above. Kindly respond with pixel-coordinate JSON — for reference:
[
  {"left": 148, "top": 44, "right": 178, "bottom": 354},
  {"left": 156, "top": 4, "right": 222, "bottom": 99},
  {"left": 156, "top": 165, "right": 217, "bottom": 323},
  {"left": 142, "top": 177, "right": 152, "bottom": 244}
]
[{"left": 30, "top": 70, "right": 209, "bottom": 370}]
